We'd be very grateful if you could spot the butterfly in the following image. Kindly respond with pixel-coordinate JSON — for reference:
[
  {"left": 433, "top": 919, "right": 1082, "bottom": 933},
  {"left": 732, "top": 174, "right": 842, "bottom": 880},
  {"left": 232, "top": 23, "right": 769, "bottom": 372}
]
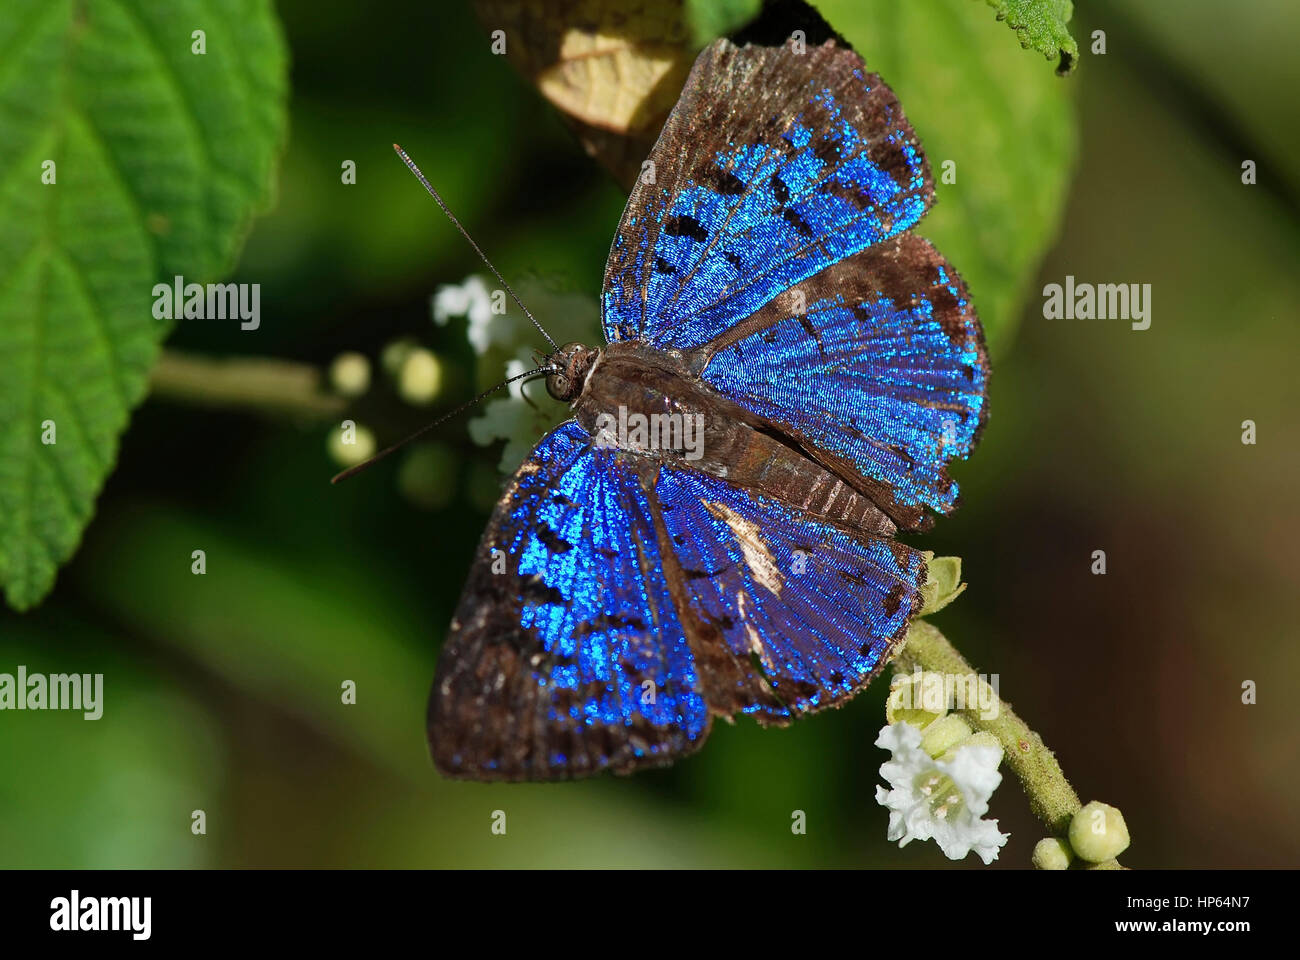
[{"left": 429, "top": 36, "right": 988, "bottom": 781}]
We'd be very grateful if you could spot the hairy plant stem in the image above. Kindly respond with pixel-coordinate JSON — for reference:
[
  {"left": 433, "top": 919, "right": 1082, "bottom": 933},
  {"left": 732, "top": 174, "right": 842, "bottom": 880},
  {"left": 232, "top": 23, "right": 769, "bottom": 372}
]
[
  {"left": 150, "top": 349, "right": 345, "bottom": 419},
  {"left": 894, "top": 619, "right": 1124, "bottom": 869}
]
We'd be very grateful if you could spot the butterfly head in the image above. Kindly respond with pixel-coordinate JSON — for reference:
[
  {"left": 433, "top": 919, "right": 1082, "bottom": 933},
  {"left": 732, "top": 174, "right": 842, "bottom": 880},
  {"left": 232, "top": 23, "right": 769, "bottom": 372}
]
[{"left": 545, "top": 342, "right": 599, "bottom": 402}]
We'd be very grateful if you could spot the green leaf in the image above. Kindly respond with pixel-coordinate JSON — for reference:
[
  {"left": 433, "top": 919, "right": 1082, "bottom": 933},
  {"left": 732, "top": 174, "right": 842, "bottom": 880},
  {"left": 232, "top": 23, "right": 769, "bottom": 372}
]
[
  {"left": 685, "top": 0, "right": 763, "bottom": 46},
  {"left": 977, "top": 0, "right": 1079, "bottom": 74},
  {"left": 918, "top": 553, "right": 968, "bottom": 615},
  {"left": 0, "top": 0, "right": 287, "bottom": 611},
  {"left": 817, "top": 0, "right": 1078, "bottom": 354}
]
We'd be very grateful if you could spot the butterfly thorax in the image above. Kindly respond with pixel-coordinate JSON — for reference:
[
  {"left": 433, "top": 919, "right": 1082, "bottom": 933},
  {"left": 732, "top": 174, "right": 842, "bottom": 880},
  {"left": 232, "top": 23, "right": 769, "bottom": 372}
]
[{"left": 569, "top": 340, "right": 898, "bottom": 538}]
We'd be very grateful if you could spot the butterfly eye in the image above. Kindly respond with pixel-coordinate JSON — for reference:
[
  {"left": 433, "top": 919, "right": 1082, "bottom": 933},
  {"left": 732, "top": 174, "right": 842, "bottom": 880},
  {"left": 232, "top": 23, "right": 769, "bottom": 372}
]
[
  {"left": 545, "top": 342, "right": 597, "bottom": 402},
  {"left": 545, "top": 371, "right": 574, "bottom": 401}
]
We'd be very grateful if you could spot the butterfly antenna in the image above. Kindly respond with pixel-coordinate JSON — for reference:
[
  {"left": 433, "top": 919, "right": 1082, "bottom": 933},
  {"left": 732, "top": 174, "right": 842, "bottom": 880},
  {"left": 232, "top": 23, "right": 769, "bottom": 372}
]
[
  {"left": 330, "top": 364, "right": 556, "bottom": 484},
  {"left": 392, "top": 143, "right": 559, "bottom": 352}
]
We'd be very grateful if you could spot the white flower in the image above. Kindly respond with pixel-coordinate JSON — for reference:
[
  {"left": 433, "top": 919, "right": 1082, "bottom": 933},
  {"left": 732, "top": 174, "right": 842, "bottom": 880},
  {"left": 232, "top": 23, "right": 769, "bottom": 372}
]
[
  {"left": 875, "top": 721, "right": 1009, "bottom": 864},
  {"left": 432, "top": 275, "right": 519, "bottom": 355},
  {"left": 434, "top": 274, "right": 603, "bottom": 472},
  {"left": 467, "top": 348, "right": 570, "bottom": 473}
]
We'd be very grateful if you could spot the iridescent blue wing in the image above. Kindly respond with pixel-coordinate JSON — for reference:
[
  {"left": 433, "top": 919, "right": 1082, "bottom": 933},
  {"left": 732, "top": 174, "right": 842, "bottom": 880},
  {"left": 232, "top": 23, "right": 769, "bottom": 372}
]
[
  {"left": 646, "top": 464, "right": 927, "bottom": 720},
  {"left": 429, "top": 422, "right": 710, "bottom": 780},
  {"left": 689, "top": 234, "right": 988, "bottom": 530},
  {"left": 602, "top": 37, "right": 931, "bottom": 352},
  {"left": 430, "top": 420, "right": 926, "bottom": 777}
]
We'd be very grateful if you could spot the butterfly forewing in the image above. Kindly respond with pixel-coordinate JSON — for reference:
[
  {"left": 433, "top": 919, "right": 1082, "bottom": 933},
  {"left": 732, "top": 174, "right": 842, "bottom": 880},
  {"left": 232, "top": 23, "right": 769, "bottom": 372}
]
[
  {"left": 430, "top": 422, "right": 710, "bottom": 781},
  {"left": 602, "top": 38, "right": 932, "bottom": 351}
]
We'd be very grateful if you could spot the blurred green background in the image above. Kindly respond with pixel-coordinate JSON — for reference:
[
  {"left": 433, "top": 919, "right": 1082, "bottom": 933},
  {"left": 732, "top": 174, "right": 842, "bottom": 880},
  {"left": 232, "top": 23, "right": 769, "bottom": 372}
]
[{"left": 1, "top": 0, "right": 1297, "bottom": 868}]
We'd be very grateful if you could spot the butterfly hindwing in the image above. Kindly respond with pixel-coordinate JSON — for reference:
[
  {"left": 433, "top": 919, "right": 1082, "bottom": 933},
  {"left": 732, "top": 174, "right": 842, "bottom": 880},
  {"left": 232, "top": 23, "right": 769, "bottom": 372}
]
[
  {"left": 647, "top": 464, "right": 926, "bottom": 721},
  {"left": 429, "top": 422, "right": 710, "bottom": 781},
  {"left": 602, "top": 37, "right": 932, "bottom": 351}
]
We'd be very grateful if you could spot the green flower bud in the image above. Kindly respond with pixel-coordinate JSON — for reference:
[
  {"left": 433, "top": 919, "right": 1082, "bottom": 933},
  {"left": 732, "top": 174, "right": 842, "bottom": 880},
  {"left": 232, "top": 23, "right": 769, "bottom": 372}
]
[
  {"left": 1032, "top": 836, "right": 1074, "bottom": 870},
  {"left": 961, "top": 731, "right": 1002, "bottom": 757},
  {"left": 919, "top": 714, "right": 973, "bottom": 759},
  {"left": 329, "top": 351, "right": 371, "bottom": 397},
  {"left": 886, "top": 671, "right": 948, "bottom": 729},
  {"left": 381, "top": 337, "right": 418, "bottom": 378},
  {"left": 398, "top": 349, "right": 443, "bottom": 406},
  {"left": 327, "top": 422, "right": 375, "bottom": 466},
  {"left": 1069, "top": 801, "right": 1131, "bottom": 862}
]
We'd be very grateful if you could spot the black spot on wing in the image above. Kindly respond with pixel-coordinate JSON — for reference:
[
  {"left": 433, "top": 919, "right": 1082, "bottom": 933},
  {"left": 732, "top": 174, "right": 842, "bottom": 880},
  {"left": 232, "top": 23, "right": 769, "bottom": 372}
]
[
  {"left": 866, "top": 130, "right": 920, "bottom": 196},
  {"left": 813, "top": 135, "right": 840, "bottom": 165},
  {"left": 798, "top": 313, "right": 825, "bottom": 359},
  {"left": 883, "top": 584, "right": 907, "bottom": 618},
  {"left": 521, "top": 574, "right": 565, "bottom": 606},
  {"left": 781, "top": 207, "right": 815, "bottom": 238},
  {"left": 703, "top": 165, "right": 746, "bottom": 196},
  {"left": 653, "top": 256, "right": 676, "bottom": 275},
  {"left": 535, "top": 523, "right": 573, "bottom": 554},
  {"left": 770, "top": 172, "right": 790, "bottom": 205},
  {"left": 887, "top": 443, "right": 916, "bottom": 469},
  {"left": 683, "top": 562, "right": 734, "bottom": 581},
  {"left": 921, "top": 265, "right": 970, "bottom": 343},
  {"left": 837, "top": 568, "right": 869, "bottom": 586},
  {"left": 664, "top": 214, "right": 708, "bottom": 242},
  {"left": 574, "top": 613, "right": 647, "bottom": 637},
  {"left": 784, "top": 678, "right": 822, "bottom": 701}
]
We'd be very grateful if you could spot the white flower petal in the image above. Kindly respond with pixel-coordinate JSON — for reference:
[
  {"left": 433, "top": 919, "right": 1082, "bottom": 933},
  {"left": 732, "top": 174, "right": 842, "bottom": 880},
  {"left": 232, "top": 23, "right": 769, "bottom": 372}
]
[
  {"left": 874, "top": 721, "right": 1009, "bottom": 864},
  {"left": 936, "top": 744, "right": 1003, "bottom": 817},
  {"left": 432, "top": 275, "right": 516, "bottom": 355},
  {"left": 466, "top": 347, "right": 569, "bottom": 473}
]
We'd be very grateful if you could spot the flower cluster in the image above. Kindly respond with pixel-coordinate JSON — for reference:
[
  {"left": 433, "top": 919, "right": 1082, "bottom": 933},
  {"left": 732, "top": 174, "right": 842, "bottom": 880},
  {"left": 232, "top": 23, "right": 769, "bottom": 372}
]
[{"left": 875, "top": 671, "right": 1008, "bottom": 864}]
